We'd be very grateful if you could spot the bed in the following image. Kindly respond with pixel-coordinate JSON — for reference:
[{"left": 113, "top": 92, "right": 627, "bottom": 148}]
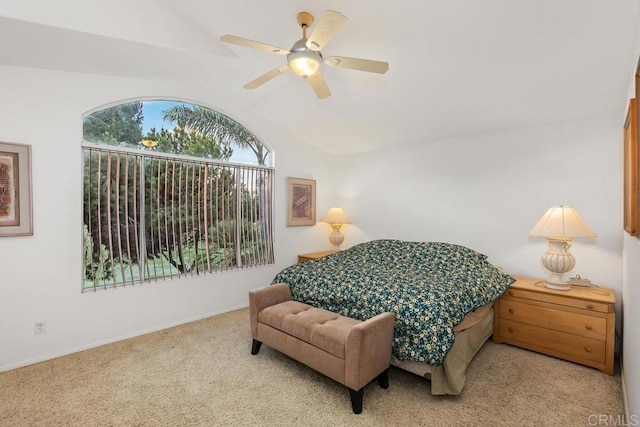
[{"left": 272, "top": 239, "right": 515, "bottom": 395}]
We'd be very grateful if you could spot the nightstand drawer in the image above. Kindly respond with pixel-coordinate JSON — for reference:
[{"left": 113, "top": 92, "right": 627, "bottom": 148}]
[
  {"left": 500, "top": 300, "right": 607, "bottom": 340},
  {"left": 499, "top": 319, "right": 606, "bottom": 364},
  {"left": 504, "top": 288, "right": 610, "bottom": 313}
]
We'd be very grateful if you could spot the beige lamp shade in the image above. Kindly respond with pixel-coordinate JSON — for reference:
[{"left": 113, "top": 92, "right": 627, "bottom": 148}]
[
  {"left": 321, "top": 207, "right": 352, "bottom": 225},
  {"left": 529, "top": 206, "right": 597, "bottom": 238}
]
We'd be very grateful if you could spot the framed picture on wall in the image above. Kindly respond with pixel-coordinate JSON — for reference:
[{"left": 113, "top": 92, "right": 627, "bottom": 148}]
[
  {"left": 0, "top": 142, "right": 33, "bottom": 237},
  {"left": 636, "top": 60, "right": 640, "bottom": 239},
  {"left": 624, "top": 98, "right": 637, "bottom": 235},
  {"left": 286, "top": 177, "right": 316, "bottom": 226}
]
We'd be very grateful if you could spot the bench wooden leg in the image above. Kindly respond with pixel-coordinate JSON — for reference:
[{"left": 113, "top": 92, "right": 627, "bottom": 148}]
[
  {"left": 251, "top": 339, "right": 262, "bottom": 355},
  {"left": 377, "top": 368, "right": 389, "bottom": 389},
  {"left": 348, "top": 388, "right": 363, "bottom": 414}
]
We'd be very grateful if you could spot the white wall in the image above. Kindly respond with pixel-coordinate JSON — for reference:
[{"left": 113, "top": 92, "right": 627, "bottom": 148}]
[
  {"left": 337, "top": 117, "right": 622, "bottom": 286},
  {"left": 622, "top": 235, "right": 640, "bottom": 418},
  {"left": 621, "top": 29, "right": 640, "bottom": 419},
  {"left": 0, "top": 65, "right": 336, "bottom": 371}
]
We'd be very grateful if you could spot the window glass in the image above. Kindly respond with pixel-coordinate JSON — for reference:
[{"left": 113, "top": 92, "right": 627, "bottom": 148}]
[
  {"left": 82, "top": 100, "right": 273, "bottom": 291},
  {"left": 83, "top": 100, "right": 270, "bottom": 165}
]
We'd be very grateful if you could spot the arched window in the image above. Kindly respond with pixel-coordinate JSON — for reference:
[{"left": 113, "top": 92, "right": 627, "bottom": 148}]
[{"left": 81, "top": 100, "right": 274, "bottom": 291}]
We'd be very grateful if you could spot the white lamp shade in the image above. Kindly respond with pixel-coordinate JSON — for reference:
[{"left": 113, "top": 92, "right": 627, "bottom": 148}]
[
  {"left": 321, "top": 207, "right": 351, "bottom": 225},
  {"left": 529, "top": 206, "right": 596, "bottom": 239}
]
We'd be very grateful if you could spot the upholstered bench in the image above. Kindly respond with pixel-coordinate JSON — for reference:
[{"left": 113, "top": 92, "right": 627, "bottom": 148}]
[{"left": 249, "top": 283, "right": 395, "bottom": 414}]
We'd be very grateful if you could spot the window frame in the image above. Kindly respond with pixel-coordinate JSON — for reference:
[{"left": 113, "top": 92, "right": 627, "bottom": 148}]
[{"left": 81, "top": 101, "right": 275, "bottom": 291}]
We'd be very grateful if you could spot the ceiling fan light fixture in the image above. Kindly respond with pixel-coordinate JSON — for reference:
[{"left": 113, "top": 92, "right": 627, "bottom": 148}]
[{"left": 288, "top": 50, "right": 321, "bottom": 77}]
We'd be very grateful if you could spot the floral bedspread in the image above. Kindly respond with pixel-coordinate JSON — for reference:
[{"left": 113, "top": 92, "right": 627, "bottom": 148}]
[{"left": 272, "top": 240, "right": 514, "bottom": 365}]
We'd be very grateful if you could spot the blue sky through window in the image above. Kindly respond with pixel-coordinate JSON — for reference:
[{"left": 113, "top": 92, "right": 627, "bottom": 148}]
[{"left": 141, "top": 100, "right": 181, "bottom": 135}]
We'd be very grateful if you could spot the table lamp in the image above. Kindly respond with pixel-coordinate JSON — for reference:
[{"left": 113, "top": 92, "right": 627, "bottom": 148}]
[
  {"left": 321, "top": 207, "right": 351, "bottom": 251},
  {"left": 529, "top": 205, "right": 596, "bottom": 290}
]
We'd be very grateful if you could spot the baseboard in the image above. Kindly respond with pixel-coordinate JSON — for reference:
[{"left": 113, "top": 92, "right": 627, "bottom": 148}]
[
  {"left": 621, "top": 358, "right": 630, "bottom": 425},
  {"left": 0, "top": 304, "right": 248, "bottom": 373},
  {"left": 622, "top": 364, "right": 631, "bottom": 426}
]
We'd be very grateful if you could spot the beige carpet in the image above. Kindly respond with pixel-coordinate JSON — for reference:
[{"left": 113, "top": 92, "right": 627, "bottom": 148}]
[{"left": 0, "top": 308, "right": 623, "bottom": 426}]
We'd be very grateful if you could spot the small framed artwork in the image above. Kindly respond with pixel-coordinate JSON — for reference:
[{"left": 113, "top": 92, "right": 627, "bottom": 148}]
[
  {"left": 286, "top": 177, "right": 316, "bottom": 226},
  {"left": 636, "top": 59, "right": 640, "bottom": 240},
  {"left": 624, "top": 99, "right": 638, "bottom": 236},
  {"left": 0, "top": 142, "right": 33, "bottom": 236}
]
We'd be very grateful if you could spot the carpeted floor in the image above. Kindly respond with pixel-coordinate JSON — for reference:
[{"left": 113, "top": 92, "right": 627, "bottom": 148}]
[{"left": 0, "top": 308, "right": 623, "bottom": 426}]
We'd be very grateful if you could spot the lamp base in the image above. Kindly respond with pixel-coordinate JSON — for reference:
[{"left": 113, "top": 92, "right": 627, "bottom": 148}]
[
  {"left": 540, "top": 237, "right": 575, "bottom": 291},
  {"left": 544, "top": 281, "right": 571, "bottom": 291},
  {"left": 328, "top": 224, "right": 344, "bottom": 251}
]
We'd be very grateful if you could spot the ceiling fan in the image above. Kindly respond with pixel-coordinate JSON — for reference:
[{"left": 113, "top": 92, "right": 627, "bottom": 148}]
[{"left": 220, "top": 10, "right": 389, "bottom": 99}]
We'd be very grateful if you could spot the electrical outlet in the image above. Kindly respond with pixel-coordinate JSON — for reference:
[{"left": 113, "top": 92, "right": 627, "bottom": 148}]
[{"left": 34, "top": 321, "right": 46, "bottom": 335}]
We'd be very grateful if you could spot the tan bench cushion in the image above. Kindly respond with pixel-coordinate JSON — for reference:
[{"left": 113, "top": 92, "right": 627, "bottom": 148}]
[{"left": 259, "top": 301, "right": 361, "bottom": 359}]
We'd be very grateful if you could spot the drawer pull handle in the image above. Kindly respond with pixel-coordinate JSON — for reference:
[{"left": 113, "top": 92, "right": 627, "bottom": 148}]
[
  {"left": 586, "top": 304, "right": 594, "bottom": 309},
  {"left": 584, "top": 346, "right": 592, "bottom": 353},
  {"left": 585, "top": 325, "right": 593, "bottom": 331},
  {"left": 508, "top": 308, "right": 514, "bottom": 314},
  {"left": 508, "top": 327, "right": 514, "bottom": 333}
]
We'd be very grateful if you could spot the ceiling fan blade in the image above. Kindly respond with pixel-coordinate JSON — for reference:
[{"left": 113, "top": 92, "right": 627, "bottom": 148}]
[
  {"left": 243, "top": 66, "right": 290, "bottom": 89},
  {"left": 306, "top": 10, "right": 347, "bottom": 51},
  {"left": 308, "top": 72, "right": 331, "bottom": 99},
  {"left": 324, "top": 56, "right": 389, "bottom": 74},
  {"left": 220, "top": 35, "right": 289, "bottom": 55}
]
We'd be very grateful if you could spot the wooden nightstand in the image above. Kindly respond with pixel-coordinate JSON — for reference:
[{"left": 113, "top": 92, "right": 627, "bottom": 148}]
[
  {"left": 493, "top": 276, "right": 616, "bottom": 375},
  {"left": 297, "top": 251, "right": 334, "bottom": 263}
]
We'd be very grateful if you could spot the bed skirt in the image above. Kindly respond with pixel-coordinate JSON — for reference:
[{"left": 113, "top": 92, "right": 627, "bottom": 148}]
[{"left": 390, "top": 304, "right": 494, "bottom": 395}]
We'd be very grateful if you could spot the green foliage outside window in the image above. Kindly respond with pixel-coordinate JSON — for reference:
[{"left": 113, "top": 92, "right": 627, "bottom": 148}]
[{"left": 82, "top": 100, "right": 273, "bottom": 290}]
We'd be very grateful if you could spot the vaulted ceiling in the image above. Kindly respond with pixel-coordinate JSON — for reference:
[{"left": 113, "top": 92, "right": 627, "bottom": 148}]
[{"left": 1, "top": 0, "right": 638, "bottom": 155}]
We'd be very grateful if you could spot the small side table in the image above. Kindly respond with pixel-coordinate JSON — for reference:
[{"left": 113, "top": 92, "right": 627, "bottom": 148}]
[
  {"left": 297, "top": 250, "right": 334, "bottom": 263},
  {"left": 493, "top": 275, "right": 616, "bottom": 375}
]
